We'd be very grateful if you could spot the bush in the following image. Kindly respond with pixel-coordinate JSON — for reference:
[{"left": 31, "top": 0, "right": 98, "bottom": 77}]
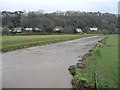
[{"left": 2, "top": 27, "right": 11, "bottom": 35}]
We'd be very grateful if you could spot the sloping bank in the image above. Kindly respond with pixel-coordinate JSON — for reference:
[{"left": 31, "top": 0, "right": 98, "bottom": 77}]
[
  {"left": 1, "top": 34, "right": 95, "bottom": 52},
  {"left": 68, "top": 35, "right": 118, "bottom": 89}
]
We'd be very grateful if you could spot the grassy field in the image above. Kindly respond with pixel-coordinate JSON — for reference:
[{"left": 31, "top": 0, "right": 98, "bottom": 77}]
[
  {"left": 73, "top": 35, "right": 118, "bottom": 88},
  {"left": 1, "top": 34, "right": 95, "bottom": 52}
]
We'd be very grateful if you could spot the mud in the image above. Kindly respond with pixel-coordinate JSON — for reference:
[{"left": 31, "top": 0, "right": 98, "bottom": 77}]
[{"left": 2, "top": 35, "right": 104, "bottom": 88}]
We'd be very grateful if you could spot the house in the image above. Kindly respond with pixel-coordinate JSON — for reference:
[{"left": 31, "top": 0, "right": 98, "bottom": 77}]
[
  {"left": 12, "top": 27, "right": 22, "bottom": 33},
  {"left": 24, "top": 28, "right": 33, "bottom": 31},
  {"left": 76, "top": 28, "right": 82, "bottom": 32},
  {"left": 90, "top": 27, "right": 98, "bottom": 31},
  {"left": 34, "top": 28, "right": 41, "bottom": 31},
  {"left": 9, "top": 30, "right": 12, "bottom": 32},
  {"left": 54, "top": 26, "right": 63, "bottom": 31}
]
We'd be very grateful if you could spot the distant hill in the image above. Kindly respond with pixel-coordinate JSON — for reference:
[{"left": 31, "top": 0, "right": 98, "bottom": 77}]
[{"left": 1, "top": 11, "right": 118, "bottom": 34}]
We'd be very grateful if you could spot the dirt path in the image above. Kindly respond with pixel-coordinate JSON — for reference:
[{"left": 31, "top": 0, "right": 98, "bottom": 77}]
[{"left": 2, "top": 35, "right": 104, "bottom": 88}]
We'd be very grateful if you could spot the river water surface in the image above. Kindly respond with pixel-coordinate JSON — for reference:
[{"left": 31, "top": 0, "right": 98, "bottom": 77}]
[{"left": 2, "top": 36, "right": 104, "bottom": 88}]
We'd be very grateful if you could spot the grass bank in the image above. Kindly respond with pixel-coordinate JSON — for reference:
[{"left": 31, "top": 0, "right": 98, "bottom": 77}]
[
  {"left": 1, "top": 34, "right": 95, "bottom": 52},
  {"left": 71, "top": 35, "right": 118, "bottom": 88}
]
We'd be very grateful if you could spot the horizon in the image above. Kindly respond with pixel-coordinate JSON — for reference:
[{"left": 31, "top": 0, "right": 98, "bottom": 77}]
[
  {"left": 0, "top": 0, "right": 119, "bottom": 14},
  {"left": 1, "top": 10, "right": 118, "bottom": 15}
]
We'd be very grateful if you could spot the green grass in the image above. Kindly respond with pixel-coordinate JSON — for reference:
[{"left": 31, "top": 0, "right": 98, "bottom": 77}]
[
  {"left": 1, "top": 34, "right": 95, "bottom": 51},
  {"left": 74, "top": 35, "right": 118, "bottom": 88}
]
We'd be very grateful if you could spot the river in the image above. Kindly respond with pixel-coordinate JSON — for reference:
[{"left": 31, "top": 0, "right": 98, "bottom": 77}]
[{"left": 2, "top": 36, "right": 104, "bottom": 88}]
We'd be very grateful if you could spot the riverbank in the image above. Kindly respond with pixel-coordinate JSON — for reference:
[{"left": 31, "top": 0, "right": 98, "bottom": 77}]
[
  {"left": 1, "top": 34, "right": 95, "bottom": 52},
  {"left": 68, "top": 35, "right": 118, "bottom": 88}
]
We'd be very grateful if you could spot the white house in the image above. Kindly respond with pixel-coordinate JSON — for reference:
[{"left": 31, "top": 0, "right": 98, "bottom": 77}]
[
  {"left": 90, "top": 27, "right": 98, "bottom": 31},
  {"left": 24, "top": 28, "right": 33, "bottom": 31},
  {"left": 76, "top": 28, "right": 82, "bottom": 32},
  {"left": 54, "top": 26, "right": 63, "bottom": 31},
  {"left": 12, "top": 27, "right": 22, "bottom": 33},
  {"left": 9, "top": 30, "right": 12, "bottom": 32},
  {"left": 34, "top": 28, "right": 41, "bottom": 31}
]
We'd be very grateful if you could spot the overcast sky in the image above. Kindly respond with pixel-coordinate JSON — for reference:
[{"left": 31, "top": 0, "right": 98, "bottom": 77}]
[{"left": 0, "top": 0, "right": 119, "bottom": 14}]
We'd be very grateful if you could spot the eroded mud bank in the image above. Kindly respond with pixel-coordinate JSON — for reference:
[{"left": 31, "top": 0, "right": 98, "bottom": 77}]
[{"left": 68, "top": 36, "right": 106, "bottom": 88}]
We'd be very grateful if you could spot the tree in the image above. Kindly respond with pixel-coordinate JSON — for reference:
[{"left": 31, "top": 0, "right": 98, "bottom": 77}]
[
  {"left": 72, "top": 28, "right": 77, "bottom": 34},
  {"left": 83, "top": 27, "right": 90, "bottom": 33},
  {"left": 45, "top": 27, "right": 54, "bottom": 33},
  {"left": 2, "top": 10, "right": 118, "bottom": 34},
  {"left": 2, "top": 27, "right": 11, "bottom": 35}
]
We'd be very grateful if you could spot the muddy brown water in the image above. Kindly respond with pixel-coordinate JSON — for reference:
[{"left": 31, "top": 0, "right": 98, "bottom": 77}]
[{"left": 2, "top": 36, "right": 104, "bottom": 88}]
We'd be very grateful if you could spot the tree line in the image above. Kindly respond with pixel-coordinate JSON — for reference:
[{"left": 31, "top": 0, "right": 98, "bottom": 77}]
[{"left": 1, "top": 10, "right": 118, "bottom": 34}]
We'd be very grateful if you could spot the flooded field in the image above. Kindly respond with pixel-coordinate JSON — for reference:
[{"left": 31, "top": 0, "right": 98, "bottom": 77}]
[{"left": 2, "top": 36, "right": 104, "bottom": 88}]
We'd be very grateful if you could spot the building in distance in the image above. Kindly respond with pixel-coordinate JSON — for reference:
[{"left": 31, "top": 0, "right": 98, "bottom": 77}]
[
  {"left": 76, "top": 28, "right": 82, "bottom": 32},
  {"left": 90, "top": 27, "right": 98, "bottom": 31}
]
